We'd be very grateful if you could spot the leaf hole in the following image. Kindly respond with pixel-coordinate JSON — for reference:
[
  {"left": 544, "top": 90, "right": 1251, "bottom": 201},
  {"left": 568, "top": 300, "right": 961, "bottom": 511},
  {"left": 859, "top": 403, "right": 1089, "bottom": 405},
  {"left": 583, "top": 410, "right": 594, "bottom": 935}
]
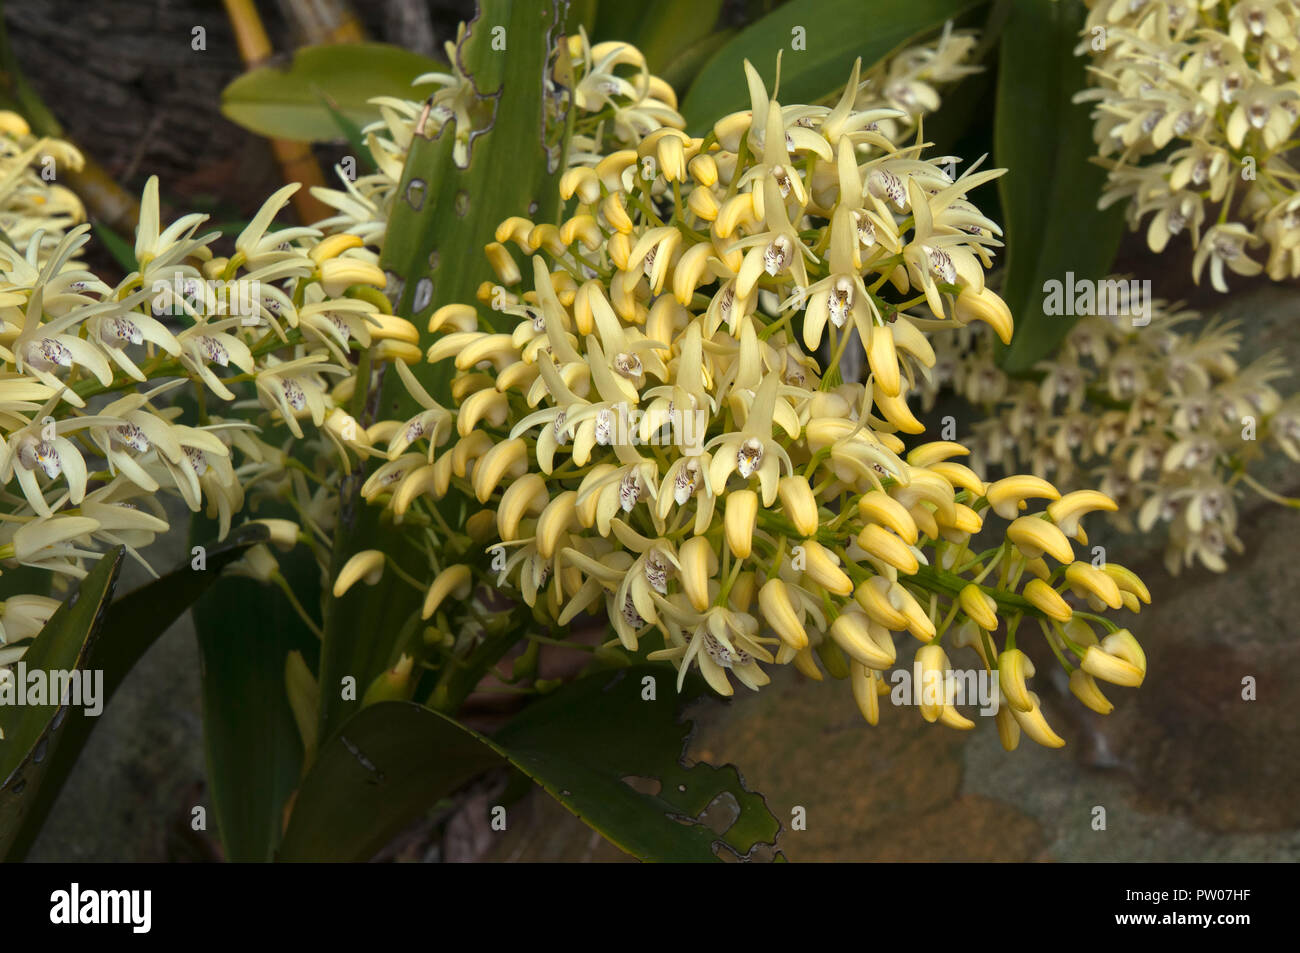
[
  {"left": 413, "top": 277, "right": 433, "bottom": 313},
  {"left": 695, "top": 791, "right": 740, "bottom": 837},
  {"left": 405, "top": 178, "right": 427, "bottom": 210},
  {"left": 621, "top": 774, "right": 662, "bottom": 797}
]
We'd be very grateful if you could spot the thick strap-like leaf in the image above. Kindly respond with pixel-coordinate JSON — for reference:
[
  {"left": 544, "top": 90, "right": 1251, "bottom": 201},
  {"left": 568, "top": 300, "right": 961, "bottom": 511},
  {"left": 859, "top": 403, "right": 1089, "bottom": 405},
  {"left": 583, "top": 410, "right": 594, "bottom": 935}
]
[
  {"left": 315, "top": 505, "right": 428, "bottom": 742},
  {"left": 994, "top": 0, "right": 1125, "bottom": 373},
  {"left": 0, "top": 548, "right": 123, "bottom": 858},
  {"left": 278, "top": 700, "right": 503, "bottom": 862},
  {"left": 192, "top": 520, "right": 320, "bottom": 862},
  {"left": 220, "top": 43, "right": 446, "bottom": 143},
  {"left": 380, "top": 0, "right": 566, "bottom": 372},
  {"left": 681, "top": 0, "right": 984, "bottom": 133},
  {"left": 280, "top": 665, "right": 782, "bottom": 862},
  {"left": 0, "top": 526, "right": 268, "bottom": 861},
  {"left": 493, "top": 665, "right": 783, "bottom": 861},
  {"left": 608, "top": 0, "right": 725, "bottom": 83},
  {"left": 319, "top": 0, "right": 568, "bottom": 743}
]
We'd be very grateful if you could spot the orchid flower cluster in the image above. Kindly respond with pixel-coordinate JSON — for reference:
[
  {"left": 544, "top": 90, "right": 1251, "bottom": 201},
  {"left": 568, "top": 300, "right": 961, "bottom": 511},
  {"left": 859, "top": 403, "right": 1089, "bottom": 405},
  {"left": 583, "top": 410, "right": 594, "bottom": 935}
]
[
  {"left": 850, "top": 21, "right": 982, "bottom": 139},
  {"left": 0, "top": 29, "right": 1159, "bottom": 751},
  {"left": 345, "top": 58, "right": 1153, "bottom": 750},
  {"left": 330, "top": 23, "right": 978, "bottom": 247},
  {"left": 341, "top": 25, "right": 686, "bottom": 240},
  {"left": 0, "top": 113, "right": 85, "bottom": 259},
  {"left": 1077, "top": 0, "right": 1300, "bottom": 289},
  {"left": 0, "top": 113, "right": 413, "bottom": 666},
  {"left": 562, "top": 30, "right": 691, "bottom": 160},
  {"left": 922, "top": 293, "right": 1298, "bottom": 576}
]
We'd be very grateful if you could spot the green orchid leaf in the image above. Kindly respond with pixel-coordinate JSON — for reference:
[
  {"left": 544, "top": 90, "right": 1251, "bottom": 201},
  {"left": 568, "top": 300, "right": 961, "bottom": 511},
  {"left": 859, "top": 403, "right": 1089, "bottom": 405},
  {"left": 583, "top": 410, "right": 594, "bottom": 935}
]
[
  {"left": 564, "top": 0, "right": 599, "bottom": 36},
  {"left": 220, "top": 43, "right": 445, "bottom": 143},
  {"left": 317, "top": 0, "right": 569, "bottom": 746},
  {"left": 314, "top": 504, "right": 428, "bottom": 743},
  {"left": 380, "top": 0, "right": 566, "bottom": 356},
  {"left": 1, "top": 527, "right": 268, "bottom": 861},
  {"left": 319, "top": 94, "right": 377, "bottom": 174},
  {"left": 493, "top": 665, "right": 783, "bottom": 861},
  {"left": 279, "top": 665, "right": 782, "bottom": 862},
  {"left": 680, "top": 0, "right": 985, "bottom": 133},
  {"left": 0, "top": 564, "right": 51, "bottom": 602},
  {"left": 0, "top": 548, "right": 123, "bottom": 859},
  {"left": 191, "top": 517, "right": 320, "bottom": 862},
  {"left": 277, "top": 699, "right": 503, "bottom": 861},
  {"left": 607, "top": 0, "right": 726, "bottom": 80},
  {"left": 91, "top": 223, "right": 138, "bottom": 273},
  {"left": 591, "top": 3, "right": 648, "bottom": 49},
  {"left": 994, "top": 0, "right": 1125, "bottom": 373},
  {"left": 657, "top": 28, "right": 737, "bottom": 94}
]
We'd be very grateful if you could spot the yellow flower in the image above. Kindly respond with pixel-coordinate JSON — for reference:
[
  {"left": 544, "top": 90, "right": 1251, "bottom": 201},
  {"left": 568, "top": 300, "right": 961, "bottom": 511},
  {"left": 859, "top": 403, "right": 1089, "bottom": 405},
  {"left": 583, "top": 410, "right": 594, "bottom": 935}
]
[
  {"left": 339, "top": 46, "right": 1155, "bottom": 750},
  {"left": 332, "top": 549, "right": 385, "bottom": 597}
]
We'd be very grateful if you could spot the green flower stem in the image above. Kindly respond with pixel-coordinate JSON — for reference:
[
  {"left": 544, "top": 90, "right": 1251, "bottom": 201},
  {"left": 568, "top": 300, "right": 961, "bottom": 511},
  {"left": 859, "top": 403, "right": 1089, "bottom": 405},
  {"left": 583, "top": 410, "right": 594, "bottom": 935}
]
[
  {"left": 723, "top": 134, "right": 750, "bottom": 201},
  {"left": 824, "top": 321, "right": 855, "bottom": 387},
  {"left": 525, "top": 631, "right": 596, "bottom": 652},
  {"left": 348, "top": 345, "right": 372, "bottom": 421},
  {"left": 1004, "top": 612, "right": 1023, "bottom": 651},
  {"left": 752, "top": 507, "right": 1047, "bottom": 622},
  {"left": 1239, "top": 471, "right": 1300, "bottom": 508},
  {"left": 716, "top": 550, "right": 745, "bottom": 605},
  {"left": 193, "top": 373, "right": 209, "bottom": 424},
  {"left": 626, "top": 185, "right": 663, "bottom": 227},
  {"left": 383, "top": 554, "right": 430, "bottom": 593},
  {"left": 981, "top": 630, "right": 1000, "bottom": 670},
  {"left": 1052, "top": 618, "right": 1088, "bottom": 661},
  {"left": 1073, "top": 610, "right": 1120, "bottom": 636},
  {"left": 271, "top": 571, "right": 324, "bottom": 640},
  {"left": 757, "top": 309, "right": 794, "bottom": 341},
  {"left": 909, "top": 562, "right": 1045, "bottom": 621},
  {"left": 1040, "top": 618, "right": 1076, "bottom": 673},
  {"left": 955, "top": 544, "right": 1002, "bottom": 576},
  {"left": 427, "top": 622, "right": 522, "bottom": 714},
  {"left": 936, "top": 595, "right": 962, "bottom": 635}
]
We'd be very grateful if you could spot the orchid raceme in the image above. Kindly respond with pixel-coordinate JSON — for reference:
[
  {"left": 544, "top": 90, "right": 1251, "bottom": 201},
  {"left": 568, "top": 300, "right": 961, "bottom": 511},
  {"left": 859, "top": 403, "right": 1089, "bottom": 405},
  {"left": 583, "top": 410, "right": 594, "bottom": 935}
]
[
  {"left": 927, "top": 292, "right": 1297, "bottom": 575},
  {"left": 10, "top": 0, "right": 1282, "bottom": 866},
  {"left": 1078, "top": 0, "right": 1300, "bottom": 287},
  {"left": 351, "top": 58, "right": 1153, "bottom": 750},
  {"left": 0, "top": 117, "right": 414, "bottom": 676},
  {"left": 1, "top": 24, "right": 1166, "bottom": 808}
]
